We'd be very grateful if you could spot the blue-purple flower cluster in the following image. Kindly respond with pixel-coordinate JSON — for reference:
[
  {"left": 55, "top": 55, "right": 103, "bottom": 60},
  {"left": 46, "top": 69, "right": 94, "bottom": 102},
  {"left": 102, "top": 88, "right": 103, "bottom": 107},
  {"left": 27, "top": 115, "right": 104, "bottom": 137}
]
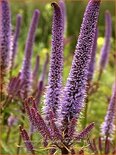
[{"left": 22, "top": 0, "right": 102, "bottom": 154}]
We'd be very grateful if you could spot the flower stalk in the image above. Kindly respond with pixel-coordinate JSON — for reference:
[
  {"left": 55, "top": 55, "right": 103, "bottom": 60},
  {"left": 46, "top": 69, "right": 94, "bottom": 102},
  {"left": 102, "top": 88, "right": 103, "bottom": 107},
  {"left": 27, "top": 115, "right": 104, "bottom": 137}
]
[
  {"left": 0, "top": 0, "right": 11, "bottom": 96},
  {"left": 60, "top": 0, "right": 101, "bottom": 146},
  {"left": 20, "top": 10, "right": 40, "bottom": 100},
  {"left": 98, "top": 11, "right": 112, "bottom": 81},
  {"left": 44, "top": 2, "right": 64, "bottom": 120}
]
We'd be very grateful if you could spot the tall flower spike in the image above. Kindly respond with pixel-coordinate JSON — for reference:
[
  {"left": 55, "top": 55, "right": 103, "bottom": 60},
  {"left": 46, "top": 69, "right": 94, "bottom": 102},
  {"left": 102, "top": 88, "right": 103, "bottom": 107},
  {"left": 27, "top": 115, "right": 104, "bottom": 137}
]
[
  {"left": 44, "top": 3, "right": 64, "bottom": 119},
  {"left": 0, "top": 0, "right": 11, "bottom": 94},
  {"left": 10, "top": 14, "right": 22, "bottom": 70},
  {"left": 19, "top": 125, "right": 35, "bottom": 155},
  {"left": 101, "top": 82, "right": 116, "bottom": 138},
  {"left": 61, "top": 0, "right": 101, "bottom": 128},
  {"left": 88, "top": 27, "right": 98, "bottom": 82},
  {"left": 99, "top": 11, "right": 112, "bottom": 79},
  {"left": 20, "top": 10, "right": 40, "bottom": 99}
]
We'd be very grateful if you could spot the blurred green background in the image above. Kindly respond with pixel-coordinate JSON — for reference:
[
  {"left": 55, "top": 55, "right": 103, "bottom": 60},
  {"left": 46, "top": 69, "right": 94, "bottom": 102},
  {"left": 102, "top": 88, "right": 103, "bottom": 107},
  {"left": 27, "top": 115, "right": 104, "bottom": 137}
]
[
  {"left": 10, "top": 0, "right": 115, "bottom": 77},
  {"left": 1, "top": 0, "right": 115, "bottom": 154}
]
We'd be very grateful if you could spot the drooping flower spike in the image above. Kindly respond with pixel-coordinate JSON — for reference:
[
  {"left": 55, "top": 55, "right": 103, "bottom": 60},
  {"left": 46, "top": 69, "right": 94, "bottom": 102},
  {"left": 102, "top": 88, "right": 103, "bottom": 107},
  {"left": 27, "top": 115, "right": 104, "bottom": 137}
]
[
  {"left": 60, "top": 0, "right": 101, "bottom": 131},
  {"left": 20, "top": 10, "right": 40, "bottom": 99},
  {"left": 44, "top": 2, "right": 64, "bottom": 120},
  {"left": 98, "top": 11, "right": 112, "bottom": 80},
  {"left": 10, "top": 14, "right": 22, "bottom": 70},
  {"left": 101, "top": 82, "right": 116, "bottom": 138},
  {"left": 0, "top": 0, "right": 11, "bottom": 94}
]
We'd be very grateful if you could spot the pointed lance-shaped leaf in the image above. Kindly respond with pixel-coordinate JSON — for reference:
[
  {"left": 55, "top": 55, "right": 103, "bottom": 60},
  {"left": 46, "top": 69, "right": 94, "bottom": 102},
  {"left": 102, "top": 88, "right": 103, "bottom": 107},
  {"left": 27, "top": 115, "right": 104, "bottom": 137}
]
[
  {"left": 0, "top": 0, "right": 11, "bottom": 93},
  {"left": 60, "top": 0, "right": 101, "bottom": 128},
  {"left": 88, "top": 27, "right": 98, "bottom": 82},
  {"left": 101, "top": 82, "right": 116, "bottom": 138},
  {"left": 20, "top": 10, "right": 40, "bottom": 99},
  {"left": 44, "top": 3, "right": 64, "bottom": 120},
  {"left": 99, "top": 11, "right": 112, "bottom": 77},
  {"left": 10, "top": 14, "right": 22, "bottom": 70},
  {"left": 19, "top": 125, "right": 35, "bottom": 154}
]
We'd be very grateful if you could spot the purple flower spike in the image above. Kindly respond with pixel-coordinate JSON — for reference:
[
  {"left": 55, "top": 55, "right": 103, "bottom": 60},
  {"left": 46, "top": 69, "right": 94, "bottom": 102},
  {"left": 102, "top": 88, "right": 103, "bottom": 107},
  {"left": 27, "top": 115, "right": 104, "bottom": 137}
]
[
  {"left": 44, "top": 3, "right": 64, "bottom": 119},
  {"left": 88, "top": 27, "right": 98, "bottom": 81},
  {"left": 19, "top": 125, "right": 35, "bottom": 155},
  {"left": 30, "top": 108, "right": 52, "bottom": 140},
  {"left": 61, "top": 0, "right": 101, "bottom": 127},
  {"left": 40, "top": 53, "right": 49, "bottom": 83},
  {"left": 24, "top": 98, "right": 52, "bottom": 140},
  {"left": 32, "top": 55, "right": 40, "bottom": 89},
  {"left": 24, "top": 98, "right": 34, "bottom": 123},
  {"left": 10, "top": 14, "right": 22, "bottom": 70},
  {"left": 59, "top": 0, "right": 67, "bottom": 34},
  {"left": 101, "top": 83, "right": 116, "bottom": 138},
  {"left": 7, "top": 73, "right": 22, "bottom": 99},
  {"left": 74, "top": 122, "right": 95, "bottom": 140},
  {"left": 99, "top": 11, "right": 112, "bottom": 73},
  {"left": 35, "top": 53, "right": 49, "bottom": 105},
  {"left": 0, "top": 0, "right": 11, "bottom": 93},
  {"left": 68, "top": 117, "right": 77, "bottom": 139},
  {"left": 49, "top": 110, "right": 63, "bottom": 141},
  {"left": 20, "top": 10, "right": 40, "bottom": 99}
]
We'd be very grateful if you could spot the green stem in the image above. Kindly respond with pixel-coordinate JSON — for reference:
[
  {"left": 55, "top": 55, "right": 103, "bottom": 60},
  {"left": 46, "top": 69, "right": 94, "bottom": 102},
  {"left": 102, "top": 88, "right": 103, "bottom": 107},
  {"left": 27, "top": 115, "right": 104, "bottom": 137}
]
[
  {"left": 6, "top": 126, "right": 11, "bottom": 144},
  {"left": 16, "top": 107, "right": 25, "bottom": 155}
]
